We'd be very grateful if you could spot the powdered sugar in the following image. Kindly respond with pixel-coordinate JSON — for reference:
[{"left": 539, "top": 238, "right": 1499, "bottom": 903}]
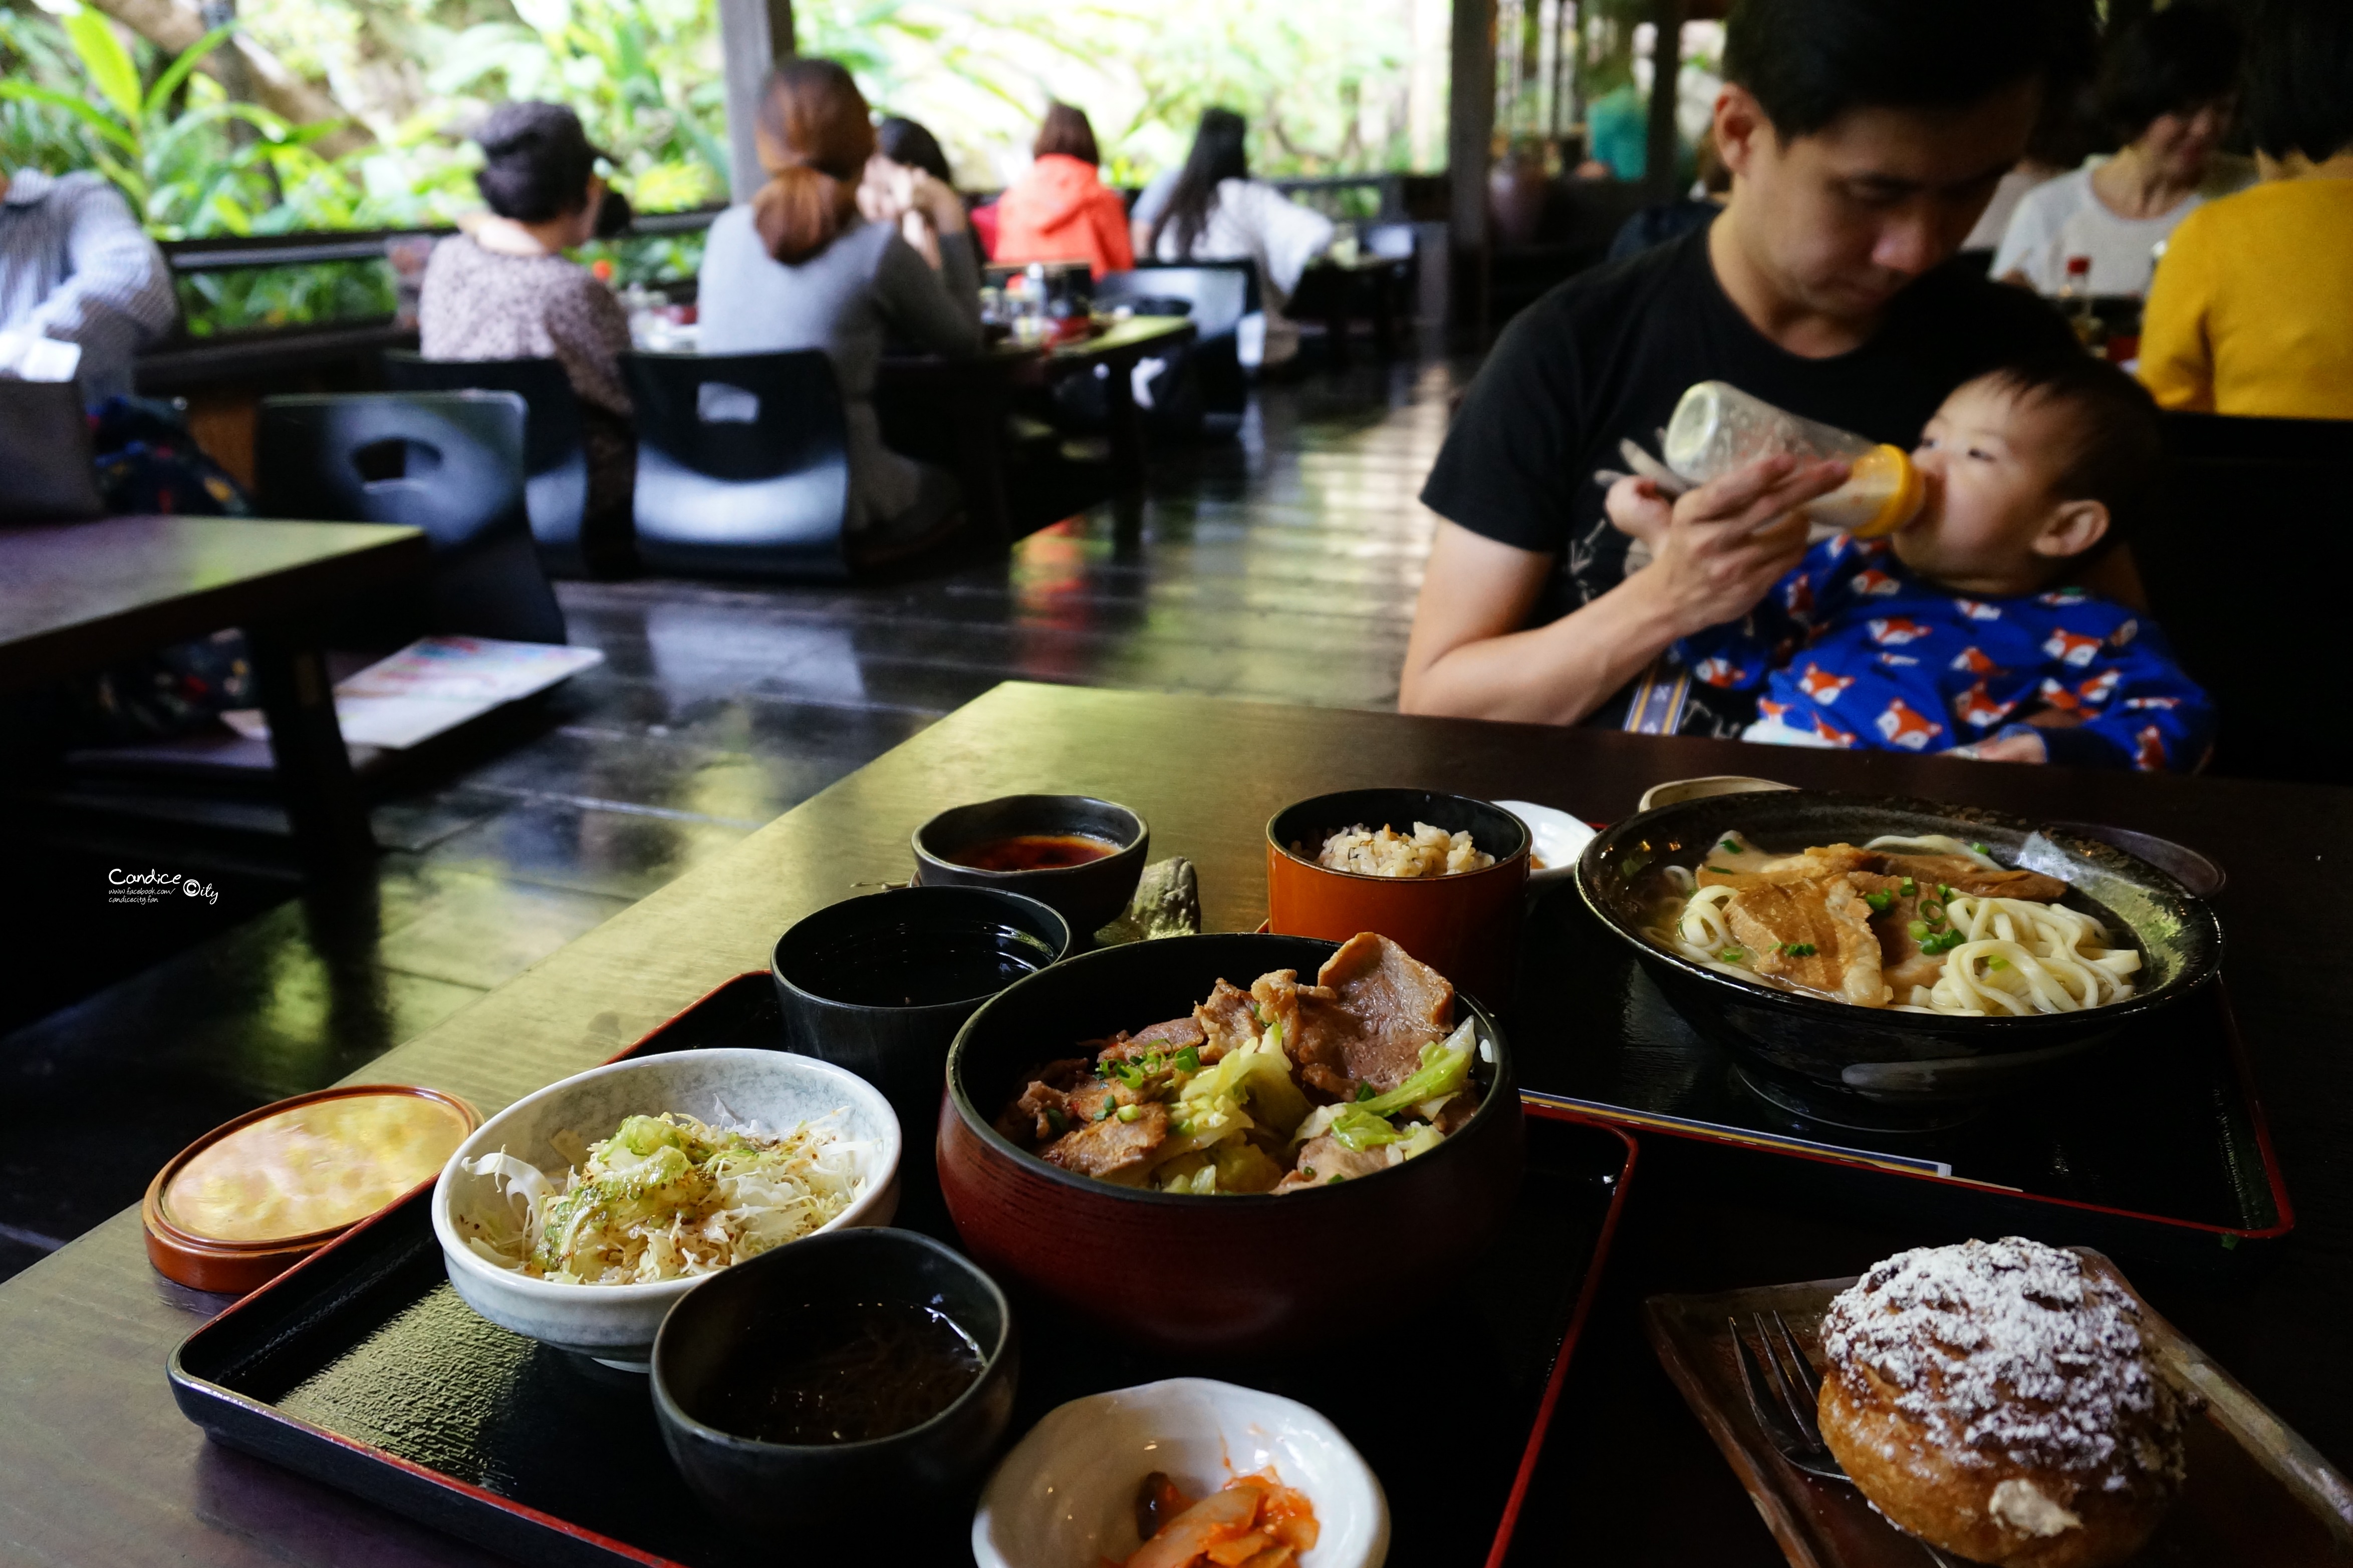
[{"left": 1820, "top": 1237, "right": 2180, "bottom": 1477}]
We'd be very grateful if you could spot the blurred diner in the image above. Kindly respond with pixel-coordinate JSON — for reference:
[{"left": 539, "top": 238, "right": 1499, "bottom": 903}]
[
  {"left": 0, "top": 164, "right": 176, "bottom": 405},
  {"left": 861, "top": 115, "right": 960, "bottom": 269},
  {"left": 1401, "top": 0, "right": 2078, "bottom": 732},
  {"left": 697, "top": 59, "right": 981, "bottom": 559},
  {"left": 990, "top": 103, "right": 1134, "bottom": 279},
  {"left": 2139, "top": 0, "right": 2353, "bottom": 420},
  {"left": 1131, "top": 108, "right": 1335, "bottom": 371},
  {"left": 1992, "top": 3, "right": 2249, "bottom": 298},
  {"left": 419, "top": 102, "right": 638, "bottom": 537}
]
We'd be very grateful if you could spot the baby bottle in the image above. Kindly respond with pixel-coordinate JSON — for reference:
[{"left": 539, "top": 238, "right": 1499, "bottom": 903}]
[{"left": 1662, "top": 381, "right": 1925, "bottom": 538}]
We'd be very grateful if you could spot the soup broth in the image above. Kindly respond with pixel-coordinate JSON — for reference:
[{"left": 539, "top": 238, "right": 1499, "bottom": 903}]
[
  {"left": 696, "top": 1300, "right": 983, "bottom": 1445},
  {"left": 947, "top": 833, "right": 1120, "bottom": 871}
]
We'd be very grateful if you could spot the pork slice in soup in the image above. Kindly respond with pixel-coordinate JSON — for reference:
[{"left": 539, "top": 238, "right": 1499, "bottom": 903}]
[{"left": 1721, "top": 875, "right": 1891, "bottom": 1007}]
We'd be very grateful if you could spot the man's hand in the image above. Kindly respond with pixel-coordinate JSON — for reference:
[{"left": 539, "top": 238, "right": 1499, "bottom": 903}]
[
  {"left": 1641, "top": 454, "right": 1850, "bottom": 638},
  {"left": 1603, "top": 475, "right": 1673, "bottom": 549}
]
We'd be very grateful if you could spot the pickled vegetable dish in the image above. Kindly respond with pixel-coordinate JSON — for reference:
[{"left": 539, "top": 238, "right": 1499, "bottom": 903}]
[{"left": 1118, "top": 1468, "right": 1319, "bottom": 1568}]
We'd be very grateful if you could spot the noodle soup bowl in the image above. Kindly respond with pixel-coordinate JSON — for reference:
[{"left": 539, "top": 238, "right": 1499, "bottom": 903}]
[
  {"left": 1576, "top": 791, "right": 2222, "bottom": 1118},
  {"left": 432, "top": 1048, "right": 902, "bottom": 1367}
]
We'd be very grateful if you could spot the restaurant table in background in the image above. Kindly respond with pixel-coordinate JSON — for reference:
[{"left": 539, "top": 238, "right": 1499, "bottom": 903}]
[
  {"left": 0, "top": 516, "right": 428, "bottom": 875},
  {"left": 877, "top": 315, "right": 1195, "bottom": 543},
  {"left": 1292, "top": 252, "right": 1413, "bottom": 368},
  {"left": 1, "top": 682, "right": 2347, "bottom": 1565}
]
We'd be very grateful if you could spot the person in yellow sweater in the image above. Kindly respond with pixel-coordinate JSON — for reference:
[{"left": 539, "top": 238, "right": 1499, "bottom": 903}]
[{"left": 2138, "top": 0, "right": 2353, "bottom": 420}]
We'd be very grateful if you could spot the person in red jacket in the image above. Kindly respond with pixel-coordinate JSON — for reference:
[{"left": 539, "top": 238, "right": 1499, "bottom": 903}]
[{"left": 992, "top": 103, "right": 1135, "bottom": 278}]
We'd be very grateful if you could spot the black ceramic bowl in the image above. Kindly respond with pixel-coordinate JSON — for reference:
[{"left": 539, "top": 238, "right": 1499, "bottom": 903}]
[
  {"left": 651, "top": 1226, "right": 1017, "bottom": 1533},
  {"left": 1576, "top": 791, "right": 2223, "bottom": 1111},
  {"left": 937, "top": 933, "right": 1524, "bottom": 1353},
  {"left": 912, "top": 795, "right": 1150, "bottom": 941},
  {"left": 773, "top": 888, "right": 1071, "bottom": 1141}
]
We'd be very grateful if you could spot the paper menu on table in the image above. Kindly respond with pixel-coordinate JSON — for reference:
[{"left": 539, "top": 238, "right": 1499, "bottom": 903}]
[{"left": 222, "top": 637, "right": 604, "bottom": 750}]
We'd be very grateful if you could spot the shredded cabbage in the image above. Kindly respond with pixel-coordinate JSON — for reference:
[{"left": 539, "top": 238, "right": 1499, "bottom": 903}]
[{"left": 457, "top": 1110, "right": 873, "bottom": 1284}]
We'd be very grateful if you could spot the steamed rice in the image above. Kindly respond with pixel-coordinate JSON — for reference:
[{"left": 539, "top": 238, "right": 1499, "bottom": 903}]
[{"left": 1315, "top": 821, "right": 1494, "bottom": 878}]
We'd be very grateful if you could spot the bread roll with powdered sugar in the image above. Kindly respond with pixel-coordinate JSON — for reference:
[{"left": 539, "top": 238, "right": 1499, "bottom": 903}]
[{"left": 1816, "top": 1237, "right": 2184, "bottom": 1568}]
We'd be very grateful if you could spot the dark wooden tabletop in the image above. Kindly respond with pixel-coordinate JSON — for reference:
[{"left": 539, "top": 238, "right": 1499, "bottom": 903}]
[
  {"left": 4, "top": 682, "right": 2346, "bottom": 1565},
  {"left": 0, "top": 515, "right": 427, "bottom": 691}
]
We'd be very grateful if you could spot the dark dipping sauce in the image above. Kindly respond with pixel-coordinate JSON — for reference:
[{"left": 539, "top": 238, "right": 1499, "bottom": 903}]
[
  {"left": 947, "top": 832, "right": 1120, "bottom": 871},
  {"left": 697, "top": 1300, "right": 983, "bottom": 1445},
  {"left": 806, "top": 925, "right": 1050, "bottom": 1008}
]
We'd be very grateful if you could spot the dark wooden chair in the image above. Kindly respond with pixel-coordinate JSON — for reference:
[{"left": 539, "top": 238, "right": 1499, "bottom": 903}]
[
  {"left": 381, "top": 352, "right": 615, "bottom": 578},
  {"left": 619, "top": 350, "right": 853, "bottom": 581},
  {"left": 2137, "top": 411, "right": 2353, "bottom": 784},
  {"left": 256, "top": 390, "right": 567, "bottom": 646},
  {"left": 1099, "top": 264, "right": 1251, "bottom": 423}
]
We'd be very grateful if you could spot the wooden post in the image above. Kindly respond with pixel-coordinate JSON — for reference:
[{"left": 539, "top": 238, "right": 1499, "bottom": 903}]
[
  {"left": 1448, "top": 0, "right": 1497, "bottom": 335},
  {"left": 1643, "top": 0, "right": 1684, "bottom": 201},
  {"left": 719, "top": 0, "right": 797, "bottom": 203}
]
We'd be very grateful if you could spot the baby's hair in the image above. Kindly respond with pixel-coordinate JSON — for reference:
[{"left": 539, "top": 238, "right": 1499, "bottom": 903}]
[{"left": 1978, "top": 353, "right": 2163, "bottom": 544}]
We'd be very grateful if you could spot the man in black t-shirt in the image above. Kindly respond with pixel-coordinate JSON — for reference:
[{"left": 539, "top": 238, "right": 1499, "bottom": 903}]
[{"left": 1404, "top": 0, "right": 2086, "bottom": 735}]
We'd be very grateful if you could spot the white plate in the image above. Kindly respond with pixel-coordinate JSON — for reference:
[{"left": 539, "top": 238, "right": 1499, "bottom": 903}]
[
  {"left": 1493, "top": 799, "right": 1597, "bottom": 889},
  {"left": 972, "top": 1378, "right": 1388, "bottom": 1568}
]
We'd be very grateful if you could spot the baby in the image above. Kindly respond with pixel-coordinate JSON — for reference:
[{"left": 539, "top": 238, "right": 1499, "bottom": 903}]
[{"left": 1608, "top": 356, "right": 2214, "bottom": 770}]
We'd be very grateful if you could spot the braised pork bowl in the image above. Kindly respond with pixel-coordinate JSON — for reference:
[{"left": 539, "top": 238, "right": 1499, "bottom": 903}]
[
  {"left": 1577, "top": 791, "right": 2221, "bottom": 1110},
  {"left": 938, "top": 932, "right": 1523, "bottom": 1353}
]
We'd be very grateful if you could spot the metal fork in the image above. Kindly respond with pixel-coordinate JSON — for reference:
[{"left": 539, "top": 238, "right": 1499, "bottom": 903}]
[{"left": 1730, "top": 1310, "right": 1966, "bottom": 1568}]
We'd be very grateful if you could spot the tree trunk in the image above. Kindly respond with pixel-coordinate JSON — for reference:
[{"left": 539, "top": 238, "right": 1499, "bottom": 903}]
[{"left": 85, "top": 0, "right": 372, "bottom": 156}]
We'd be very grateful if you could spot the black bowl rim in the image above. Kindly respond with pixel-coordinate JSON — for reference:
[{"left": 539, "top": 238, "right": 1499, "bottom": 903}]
[
  {"left": 771, "top": 886, "right": 1074, "bottom": 1016},
  {"left": 1264, "top": 788, "right": 1533, "bottom": 885},
  {"left": 650, "top": 1225, "right": 1013, "bottom": 1455},
  {"left": 910, "top": 794, "right": 1150, "bottom": 882},
  {"left": 1575, "top": 789, "right": 2223, "bottom": 1036},
  {"left": 943, "top": 931, "right": 1516, "bottom": 1207}
]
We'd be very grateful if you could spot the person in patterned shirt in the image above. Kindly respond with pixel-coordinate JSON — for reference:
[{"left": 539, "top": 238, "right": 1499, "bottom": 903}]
[{"left": 1609, "top": 354, "right": 2214, "bottom": 770}]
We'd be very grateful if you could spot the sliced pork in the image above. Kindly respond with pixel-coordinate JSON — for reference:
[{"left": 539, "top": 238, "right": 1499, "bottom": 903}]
[{"left": 1290, "top": 932, "right": 1455, "bottom": 1094}]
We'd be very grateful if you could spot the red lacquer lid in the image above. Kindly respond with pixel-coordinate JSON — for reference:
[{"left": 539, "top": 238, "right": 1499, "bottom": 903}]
[{"left": 142, "top": 1084, "right": 479, "bottom": 1295}]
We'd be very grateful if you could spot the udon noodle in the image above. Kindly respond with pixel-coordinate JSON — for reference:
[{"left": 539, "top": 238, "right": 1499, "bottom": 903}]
[{"left": 1656, "top": 831, "right": 2140, "bottom": 1016}]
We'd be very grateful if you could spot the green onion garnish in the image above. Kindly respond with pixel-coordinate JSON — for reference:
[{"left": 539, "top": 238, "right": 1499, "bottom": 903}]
[
  {"left": 1718, "top": 947, "right": 1746, "bottom": 964},
  {"left": 1720, "top": 838, "right": 1740, "bottom": 853},
  {"left": 1116, "top": 1104, "right": 1141, "bottom": 1123},
  {"left": 1093, "top": 1098, "right": 1115, "bottom": 1121},
  {"left": 1973, "top": 842, "right": 1991, "bottom": 855},
  {"left": 1900, "top": 879, "right": 1917, "bottom": 896},
  {"left": 1174, "top": 1045, "right": 1200, "bottom": 1074},
  {"left": 1782, "top": 942, "right": 1818, "bottom": 958},
  {"left": 1986, "top": 957, "right": 2009, "bottom": 971},
  {"left": 1355, "top": 1083, "right": 1378, "bottom": 1102},
  {"left": 1908, "top": 920, "right": 1931, "bottom": 940},
  {"left": 1865, "top": 891, "right": 1892, "bottom": 912}
]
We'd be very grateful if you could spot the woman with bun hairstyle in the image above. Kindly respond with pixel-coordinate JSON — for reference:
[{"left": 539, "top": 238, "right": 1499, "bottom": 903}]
[
  {"left": 697, "top": 59, "right": 980, "bottom": 556},
  {"left": 420, "top": 101, "right": 637, "bottom": 545}
]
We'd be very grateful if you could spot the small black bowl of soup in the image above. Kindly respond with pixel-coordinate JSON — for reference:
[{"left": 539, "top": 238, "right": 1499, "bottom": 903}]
[
  {"left": 651, "top": 1226, "right": 1017, "bottom": 1534},
  {"left": 774, "top": 888, "right": 1071, "bottom": 1146},
  {"left": 912, "top": 794, "right": 1150, "bottom": 941}
]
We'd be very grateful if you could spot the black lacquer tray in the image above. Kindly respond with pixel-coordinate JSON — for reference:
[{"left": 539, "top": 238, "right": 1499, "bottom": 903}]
[
  {"left": 170, "top": 973, "right": 1640, "bottom": 1568},
  {"left": 1508, "top": 889, "right": 2290, "bottom": 1267}
]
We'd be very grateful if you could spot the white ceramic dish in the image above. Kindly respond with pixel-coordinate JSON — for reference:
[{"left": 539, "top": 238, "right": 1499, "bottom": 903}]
[
  {"left": 1634, "top": 775, "right": 1796, "bottom": 813},
  {"left": 431, "top": 1048, "right": 901, "bottom": 1366},
  {"left": 971, "top": 1378, "right": 1388, "bottom": 1568},
  {"left": 1493, "top": 799, "right": 1597, "bottom": 892}
]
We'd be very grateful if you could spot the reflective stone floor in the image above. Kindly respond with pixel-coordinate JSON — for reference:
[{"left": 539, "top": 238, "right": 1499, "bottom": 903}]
[{"left": 0, "top": 356, "right": 1461, "bottom": 1283}]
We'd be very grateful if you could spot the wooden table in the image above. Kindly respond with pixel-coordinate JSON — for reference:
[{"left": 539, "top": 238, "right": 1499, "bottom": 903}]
[
  {"left": 3, "top": 683, "right": 2346, "bottom": 1565},
  {"left": 1295, "top": 252, "right": 1412, "bottom": 367},
  {"left": 877, "top": 316, "right": 1196, "bottom": 543},
  {"left": 0, "top": 515, "right": 428, "bottom": 873}
]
